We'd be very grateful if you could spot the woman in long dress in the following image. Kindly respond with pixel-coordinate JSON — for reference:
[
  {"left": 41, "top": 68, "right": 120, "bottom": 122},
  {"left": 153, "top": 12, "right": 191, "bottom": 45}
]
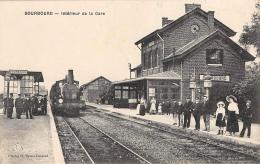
[
  {"left": 226, "top": 95, "right": 239, "bottom": 136},
  {"left": 149, "top": 97, "right": 157, "bottom": 114},
  {"left": 139, "top": 96, "right": 146, "bottom": 116},
  {"left": 215, "top": 101, "right": 226, "bottom": 135}
]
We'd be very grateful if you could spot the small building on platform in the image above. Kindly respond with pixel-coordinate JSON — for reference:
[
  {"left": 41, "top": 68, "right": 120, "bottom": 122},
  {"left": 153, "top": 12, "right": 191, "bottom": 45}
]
[
  {"left": 80, "top": 76, "right": 112, "bottom": 103},
  {"left": 113, "top": 4, "right": 255, "bottom": 109},
  {"left": 0, "top": 69, "right": 44, "bottom": 98}
]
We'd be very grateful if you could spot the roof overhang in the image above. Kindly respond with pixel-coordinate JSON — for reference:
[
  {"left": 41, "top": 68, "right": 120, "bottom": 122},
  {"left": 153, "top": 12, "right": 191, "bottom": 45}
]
[
  {"left": 0, "top": 70, "right": 44, "bottom": 82},
  {"left": 112, "top": 71, "right": 181, "bottom": 85},
  {"left": 162, "top": 30, "right": 255, "bottom": 62}
]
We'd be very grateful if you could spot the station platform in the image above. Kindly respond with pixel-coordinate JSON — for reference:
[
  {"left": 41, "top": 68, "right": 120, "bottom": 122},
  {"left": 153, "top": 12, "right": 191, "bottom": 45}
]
[
  {"left": 86, "top": 102, "right": 260, "bottom": 149},
  {"left": 0, "top": 107, "right": 65, "bottom": 164}
]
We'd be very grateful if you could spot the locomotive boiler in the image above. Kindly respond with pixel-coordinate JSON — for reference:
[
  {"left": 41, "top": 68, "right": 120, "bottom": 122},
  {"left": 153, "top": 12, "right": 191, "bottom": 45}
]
[{"left": 50, "top": 70, "right": 85, "bottom": 116}]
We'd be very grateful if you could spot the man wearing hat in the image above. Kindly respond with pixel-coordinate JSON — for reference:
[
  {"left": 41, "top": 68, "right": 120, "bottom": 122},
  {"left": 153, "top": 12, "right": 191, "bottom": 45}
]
[
  {"left": 31, "top": 94, "right": 39, "bottom": 115},
  {"left": 24, "top": 94, "right": 33, "bottom": 119},
  {"left": 202, "top": 95, "right": 211, "bottom": 131},
  {"left": 6, "top": 93, "right": 14, "bottom": 119},
  {"left": 15, "top": 94, "right": 24, "bottom": 119},
  {"left": 42, "top": 95, "right": 48, "bottom": 115},
  {"left": 193, "top": 97, "right": 203, "bottom": 130},
  {"left": 183, "top": 96, "right": 194, "bottom": 128},
  {"left": 171, "top": 99, "right": 178, "bottom": 125}
]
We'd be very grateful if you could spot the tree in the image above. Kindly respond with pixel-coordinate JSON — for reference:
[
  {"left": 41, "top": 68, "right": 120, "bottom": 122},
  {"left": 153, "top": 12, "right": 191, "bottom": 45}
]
[
  {"left": 239, "top": 2, "right": 260, "bottom": 56},
  {"left": 232, "top": 62, "right": 260, "bottom": 122}
]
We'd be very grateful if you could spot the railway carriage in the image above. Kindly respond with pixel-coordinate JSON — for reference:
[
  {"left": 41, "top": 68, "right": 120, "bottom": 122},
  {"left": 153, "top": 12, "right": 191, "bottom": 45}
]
[{"left": 50, "top": 70, "right": 86, "bottom": 116}]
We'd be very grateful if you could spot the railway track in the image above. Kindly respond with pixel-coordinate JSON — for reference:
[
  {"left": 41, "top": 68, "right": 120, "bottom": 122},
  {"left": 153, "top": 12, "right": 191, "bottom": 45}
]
[
  {"left": 54, "top": 116, "right": 94, "bottom": 164},
  {"left": 82, "top": 108, "right": 260, "bottom": 163},
  {"left": 55, "top": 115, "right": 152, "bottom": 164}
]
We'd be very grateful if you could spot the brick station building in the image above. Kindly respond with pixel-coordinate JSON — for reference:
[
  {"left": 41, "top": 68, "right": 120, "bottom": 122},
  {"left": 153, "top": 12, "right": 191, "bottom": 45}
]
[
  {"left": 113, "top": 4, "right": 255, "bottom": 108},
  {"left": 80, "top": 76, "right": 111, "bottom": 103}
]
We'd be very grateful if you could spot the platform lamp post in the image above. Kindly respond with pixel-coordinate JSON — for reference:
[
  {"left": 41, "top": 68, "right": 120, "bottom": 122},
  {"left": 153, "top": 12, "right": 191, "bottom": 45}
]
[
  {"left": 204, "top": 72, "right": 212, "bottom": 98},
  {"left": 189, "top": 73, "right": 196, "bottom": 102}
]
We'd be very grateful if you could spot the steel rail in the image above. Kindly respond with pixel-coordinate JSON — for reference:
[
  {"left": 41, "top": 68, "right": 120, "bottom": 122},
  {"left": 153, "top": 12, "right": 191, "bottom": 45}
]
[
  {"left": 79, "top": 117, "right": 153, "bottom": 164},
  {"left": 62, "top": 117, "right": 95, "bottom": 164},
  {"left": 91, "top": 108, "right": 259, "bottom": 163},
  {"left": 85, "top": 110, "right": 222, "bottom": 163}
]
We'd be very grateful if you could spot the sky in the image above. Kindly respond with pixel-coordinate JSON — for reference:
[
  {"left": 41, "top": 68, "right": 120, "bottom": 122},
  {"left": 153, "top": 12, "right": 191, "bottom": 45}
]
[{"left": 0, "top": 0, "right": 257, "bottom": 92}]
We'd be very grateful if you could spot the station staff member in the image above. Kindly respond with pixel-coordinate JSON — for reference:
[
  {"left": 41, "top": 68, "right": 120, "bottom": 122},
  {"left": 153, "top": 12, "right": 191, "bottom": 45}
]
[
  {"left": 183, "top": 96, "right": 194, "bottom": 128},
  {"left": 24, "top": 94, "right": 33, "bottom": 119},
  {"left": 202, "top": 95, "right": 211, "bottom": 132},
  {"left": 15, "top": 94, "right": 24, "bottom": 119},
  {"left": 6, "top": 93, "right": 14, "bottom": 119},
  {"left": 193, "top": 97, "right": 202, "bottom": 130}
]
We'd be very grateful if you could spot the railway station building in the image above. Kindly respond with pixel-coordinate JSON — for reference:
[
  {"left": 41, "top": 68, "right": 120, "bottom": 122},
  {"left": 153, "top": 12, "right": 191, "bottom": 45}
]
[
  {"left": 113, "top": 4, "right": 255, "bottom": 108},
  {"left": 80, "top": 76, "right": 112, "bottom": 103},
  {"left": 0, "top": 69, "right": 44, "bottom": 98}
]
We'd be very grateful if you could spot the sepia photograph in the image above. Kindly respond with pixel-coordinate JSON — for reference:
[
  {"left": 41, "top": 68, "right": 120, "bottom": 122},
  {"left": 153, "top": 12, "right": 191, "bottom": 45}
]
[{"left": 0, "top": 0, "right": 259, "bottom": 163}]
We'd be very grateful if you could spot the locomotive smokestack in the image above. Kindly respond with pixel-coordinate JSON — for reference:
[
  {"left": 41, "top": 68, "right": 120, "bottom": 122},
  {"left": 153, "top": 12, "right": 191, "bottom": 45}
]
[{"left": 67, "top": 70, "right": 74, "bottom": 84}]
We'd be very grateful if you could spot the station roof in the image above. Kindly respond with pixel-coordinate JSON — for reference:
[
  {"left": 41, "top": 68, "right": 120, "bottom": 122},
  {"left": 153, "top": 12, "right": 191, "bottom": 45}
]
[
  {"left": 0, "top": 70, "right": 44, "bottom": 82},
  {"left": 112, "top": 71, "right": 181, "bottom": 85},
  {"left": 162, "top": 30, "right": 255, "bottom": 62},
  {"left": 135, "top": 7, "right": 236, "bottom": 45}
]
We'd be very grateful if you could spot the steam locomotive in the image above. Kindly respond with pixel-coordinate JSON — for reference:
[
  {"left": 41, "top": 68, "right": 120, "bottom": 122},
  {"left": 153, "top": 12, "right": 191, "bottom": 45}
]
[{"left": 50, "top": 70, "right": 85, "bottom": 116}]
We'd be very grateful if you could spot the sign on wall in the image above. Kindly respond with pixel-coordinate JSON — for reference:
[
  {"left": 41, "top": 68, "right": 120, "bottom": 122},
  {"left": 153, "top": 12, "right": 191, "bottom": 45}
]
[
  {"left": 200, "top": 75, "right": 230, "bottom": 82},
  {"left": 149, "top": 88, "right": 155, "bottom": 97},
  {"left": 9, "top": 70, "right": 28, "bottom": 75}
]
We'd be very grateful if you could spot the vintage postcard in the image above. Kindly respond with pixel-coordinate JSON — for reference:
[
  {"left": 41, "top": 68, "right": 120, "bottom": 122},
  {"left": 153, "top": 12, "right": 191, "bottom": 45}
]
[{"left": 0, "top": 0, "right": 259, "bottom": 163}]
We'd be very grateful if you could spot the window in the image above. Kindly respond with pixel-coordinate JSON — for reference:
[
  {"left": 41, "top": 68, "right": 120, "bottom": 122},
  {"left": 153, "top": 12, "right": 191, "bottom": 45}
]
[
  {"left": 206, "top": 49, "right": 223, "bottom": 65},
  {"left": 161, "top": 88, "right": 168, "bottom": 99},
  {"left": 122, "top": 90, "right": 128, "bottom": 99},
  {"left": 152, "top": 48, "right": 158, "bottom": 68},
  {"left": 115, "top": 90, "right": 121, "bottom": 99}
]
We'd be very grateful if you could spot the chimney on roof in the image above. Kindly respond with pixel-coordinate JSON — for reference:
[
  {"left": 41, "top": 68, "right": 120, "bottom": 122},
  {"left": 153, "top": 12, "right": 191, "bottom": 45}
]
[
  {"left": 185, "top": 4, "right": 201, "bottom": 13},
  {"left": 162, "top": 17, "right": 173, "bottom": 27},
  {"left": 207, "top": 11, "right": 215, "bottom": 32}
]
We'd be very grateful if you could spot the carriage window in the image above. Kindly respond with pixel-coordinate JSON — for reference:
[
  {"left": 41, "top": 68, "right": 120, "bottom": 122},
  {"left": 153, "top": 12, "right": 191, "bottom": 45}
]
[{"left": 206, "top": 49, "right": 223, "bottom": 65}]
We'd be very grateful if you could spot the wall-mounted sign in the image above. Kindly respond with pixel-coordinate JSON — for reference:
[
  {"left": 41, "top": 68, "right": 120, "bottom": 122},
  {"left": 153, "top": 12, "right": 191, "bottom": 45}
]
[
  {"left": 9, "top": 70, "right": 28, "bottom": 75},
  {"left": 200, "top": 75, "right": 230, "bottom": 82},
  {"left": 149, "top": 88, "right": 155, "bottom": 97},
  {"left": 128, "top": 99, "right": 137, "bottom": 103}
]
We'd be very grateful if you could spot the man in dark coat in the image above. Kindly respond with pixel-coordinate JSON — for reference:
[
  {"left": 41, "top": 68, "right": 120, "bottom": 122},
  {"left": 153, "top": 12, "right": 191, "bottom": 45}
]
[
  {"left": 193, "top": 97, "right": 203, "bottom": 130},
  {"left": 165, "top": 100, "right": 171, "bottom": 115},
  {"left": 176, "top": 101, "right": 184, "bottom": 127},
  {"left": 240, "top": 100, "right": 253, "bottom": 138},
  {"left": 202, "top": 95, "right": 211, "bottom": 131},
  {"left": 15, "top": 94, "right": 24, "bottom": 119},
  {"left": 42, "top": 95, "right": 48, "bottom": 115},
  {"left": 171, "top": 99, "right": 178, "bottom": 125},
  {"left": 3, "top": 97, "right": 7, "bottom": 115},
  {"left": 183, "top": 96, "right": 194, "bottom": 128},
  {"left": 31, "top": 94, "right": 39, "bottom": 115},
  {"left": 24, "top": 95, "right": 33, "bottom": 119},
  {"left": 6, "top": 93, "right": 14, "bottom": 119}
]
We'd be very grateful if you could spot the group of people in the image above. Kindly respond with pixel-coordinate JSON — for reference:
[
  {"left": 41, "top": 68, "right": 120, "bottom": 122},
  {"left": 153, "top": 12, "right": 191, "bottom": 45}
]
[
  {"left": 137, "top": 95, "right": 253, "bottom": 138},
  {"left": 3, "top": 93, "right": 48, "bottom": 119}
]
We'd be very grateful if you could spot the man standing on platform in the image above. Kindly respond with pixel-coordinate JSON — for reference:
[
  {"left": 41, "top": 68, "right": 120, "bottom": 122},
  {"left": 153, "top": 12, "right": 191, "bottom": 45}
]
[
  {"left": 183, "top": 96, "right": 194, "bottom": 128},
  {"left": 3, "top": 97, "right": 7, "bottom": 115},
  {"left": 171, "top": 99, "right": 178, "bottom": 125},
  {"left": 202, "top": 95, "right": 211, "bottom": 132},
  {"left": 6, "top": 93, "right": 14, "bottom": 119},
  {"left": 193, "top": 97, "right": 203, "bottom": 130},
  {"left": 31, "top": 94, "right": 39, "bottom": 115},
  {"left": 15, "top": 94, "right": 24, "bottom": 119},
  {"left": 25, "top": 94, "right": 33, "bottom": 119},
  {"left": 42, "top": 95, "right": 48, "bottom": 115}
]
